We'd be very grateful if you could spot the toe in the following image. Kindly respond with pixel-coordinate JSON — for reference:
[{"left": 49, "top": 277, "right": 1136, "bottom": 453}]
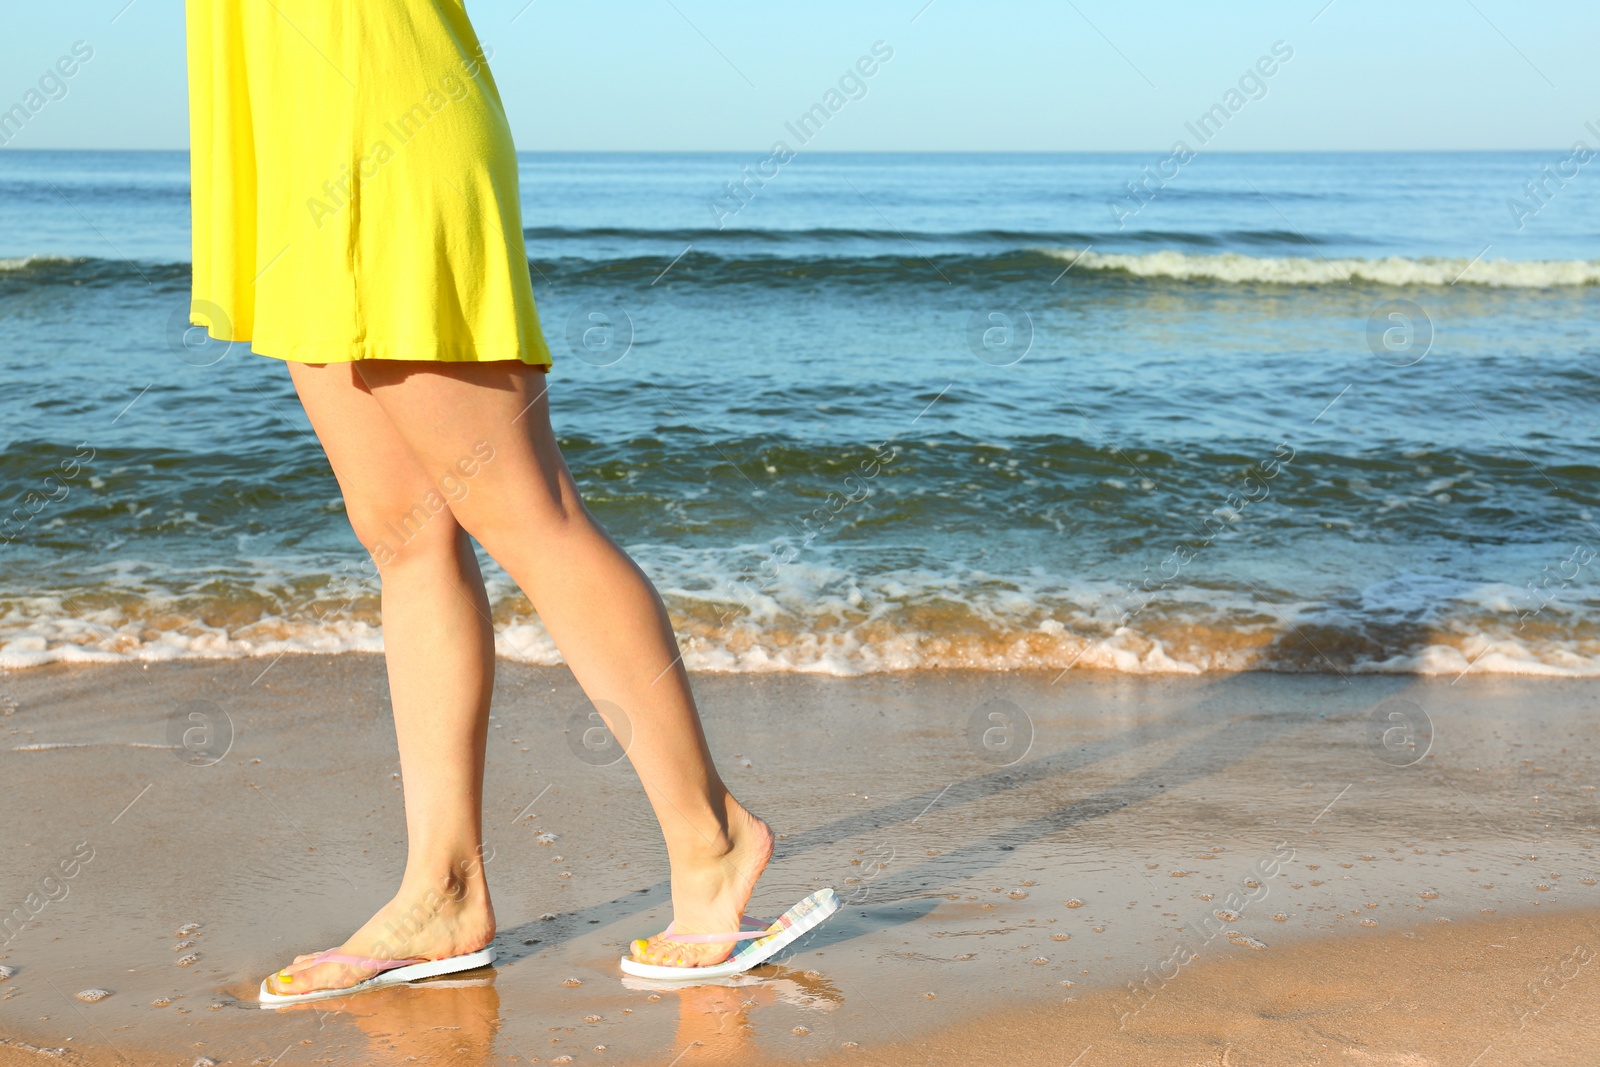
[
  {"left": 265, "top": 952, "right": 356, "bottom": 996},
  {"left": 633, "top": 933, "right": 678, "bottom": 965},
  {"left": 630, "top": 933, "right": 730, "bottom": 969},
  {"left": 267, "top": 950, "right": 328, "bottom": 995}
]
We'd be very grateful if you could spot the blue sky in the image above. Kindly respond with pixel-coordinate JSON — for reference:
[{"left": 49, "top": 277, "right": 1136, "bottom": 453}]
[{"left": 2, "top": 0, "right": 1596, "bottom": 151}]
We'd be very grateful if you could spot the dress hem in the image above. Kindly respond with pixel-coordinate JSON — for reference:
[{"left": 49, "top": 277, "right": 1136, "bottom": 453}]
[
  {"left": 191, "top": 316, "right": 553, "bottom": 368},
  {"left": 251, "top": 343, "right": 554, "bottom": 368}
]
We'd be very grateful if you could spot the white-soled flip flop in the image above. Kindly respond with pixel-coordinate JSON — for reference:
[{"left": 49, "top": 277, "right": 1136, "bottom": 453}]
[
  {"left": 257, "top": 946, "right": 496, "bottom": 1006},
  {"left": 619, "top": 887, "right": 839, "bottom": 981}
]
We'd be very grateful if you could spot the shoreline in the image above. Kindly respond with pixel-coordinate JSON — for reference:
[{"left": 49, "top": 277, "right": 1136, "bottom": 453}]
[
  {"left": 1, "top": 657, "right": 1596, "bottom": 1064},
  {"left": 5, "top": 606, "right": 1600, "bottom": 677}
]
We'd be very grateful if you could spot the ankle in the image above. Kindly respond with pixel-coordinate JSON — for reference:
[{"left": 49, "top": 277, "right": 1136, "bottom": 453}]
[
  {"left": 398, "top": 849, "right": 492, "bottom": 907},
  {"left": 669, "top": 830, "right": 736, "bottom": 867},
  {"left": 665, "top": 796, "right": 769, "bottom": 868}
]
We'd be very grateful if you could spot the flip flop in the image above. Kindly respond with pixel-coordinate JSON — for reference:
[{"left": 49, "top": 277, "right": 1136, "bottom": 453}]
[
  {"left": 619, "top": 887, "right": 839, "bottom": 981},
  {"left": 257, "top": 946, "right": 497, "bottom": 1006}
]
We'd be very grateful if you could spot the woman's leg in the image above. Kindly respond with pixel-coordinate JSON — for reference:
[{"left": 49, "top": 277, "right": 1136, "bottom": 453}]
[
  {"left": 353, "top": 359, "right": 772, "bottom": 968},
  {"left": 263, "top": 362, "right": 498, "bottom": 995}
]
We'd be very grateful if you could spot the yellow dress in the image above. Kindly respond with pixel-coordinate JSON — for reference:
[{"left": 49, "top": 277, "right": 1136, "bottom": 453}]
[{"left": 185, "top": 1, "right": 553, "bottom": 367}]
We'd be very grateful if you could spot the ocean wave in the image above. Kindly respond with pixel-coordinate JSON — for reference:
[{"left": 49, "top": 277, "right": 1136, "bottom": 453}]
[
  {"left": 0, "top": 254, "right": 83, "bottom": 271},
  {"left": 2, "top": 563, "right": 1597, "bottom": 677},
  {"left": 1039, "top": 248, "right": 1600, "bottom": 288},
  {"left": 0, "top": 254, "right": 189, "bottom": 288},
  {"left": 5, "top": 247, "right": 1598, "bottom": 292},
  {"left": 8, "top": 436, "right": 1590, "bottom": 556},
  {"left": 3, "top": 606, "right": 1597, "bottom": 677},
  {"left": 529, "top": 247, "right": 1600, "bottom": 290}
]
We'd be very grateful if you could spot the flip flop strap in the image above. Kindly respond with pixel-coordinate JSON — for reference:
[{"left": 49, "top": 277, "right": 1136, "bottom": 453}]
[
  {"left": 309, "top": 950, "right": 427, "bottom": 972},
  {"left": 662, "top": 915, "right": 777, "bottom": 945}
]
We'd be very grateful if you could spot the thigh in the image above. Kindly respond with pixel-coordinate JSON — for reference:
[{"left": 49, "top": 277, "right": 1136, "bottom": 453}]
[
  {"left": 350, "top": 361, "right": 580, "bottom": 543},
  {"left": 288, "top": 361, "right": 466, "bottom": 563}
]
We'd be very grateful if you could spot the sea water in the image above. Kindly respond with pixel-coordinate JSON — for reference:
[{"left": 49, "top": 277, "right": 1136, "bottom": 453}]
[{"left": 1, "top": 150, "right": 1597, "bottom": 675}]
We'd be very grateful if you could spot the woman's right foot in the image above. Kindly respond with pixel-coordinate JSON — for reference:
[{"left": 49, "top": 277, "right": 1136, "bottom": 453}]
[
  {"left": 630, "top": 798, "right": 775, "bottom": 969},
  {"left": 264, "top": 867, "right": 495, "bottom": 997}
]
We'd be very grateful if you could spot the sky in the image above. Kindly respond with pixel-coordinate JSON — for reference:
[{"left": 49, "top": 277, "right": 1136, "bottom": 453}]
[{"left": 1, "top": 0, "right": 1596, "bottom": 152}]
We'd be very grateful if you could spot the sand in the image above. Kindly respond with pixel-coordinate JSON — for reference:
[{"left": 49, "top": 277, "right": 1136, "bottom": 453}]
[{"left": 0, "top": 657, "right": 1597, "bottom": 1065}]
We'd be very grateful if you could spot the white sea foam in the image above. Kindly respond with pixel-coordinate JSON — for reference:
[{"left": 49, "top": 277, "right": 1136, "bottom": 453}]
[
  {"left": 0, "top": 612, "right": 384, "bottom": 669},
  {"left": 2, "top": 564, "right": 1597, "bottom": 676},
  {"left": 1039, "top": 248, "right": 1600, "bottom": 288},
  {"left": 0, "top": 254, "right": 79, "bottom": 271},
  {"left": 5, "top": 613, "right": 1596, "bottom": 676}
]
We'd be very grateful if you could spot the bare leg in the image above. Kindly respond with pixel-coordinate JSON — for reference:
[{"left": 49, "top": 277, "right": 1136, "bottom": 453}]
[
  {"left": 263, "top": 362, "right": 498, "bottom": 995},
  {"left": 352, "top": 360, "right": 771, "bottom": 968}
]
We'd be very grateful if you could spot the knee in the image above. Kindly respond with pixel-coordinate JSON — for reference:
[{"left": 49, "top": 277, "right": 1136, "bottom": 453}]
[
  {"left": 452, "top": 471, "right": 590, "bottom": 554},
  {"left": 345, "top": 496, "right": 462, "bottom": 572}
]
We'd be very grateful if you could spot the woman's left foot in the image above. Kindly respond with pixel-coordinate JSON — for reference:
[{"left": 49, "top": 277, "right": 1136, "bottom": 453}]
[{"left": 630, "top": 797, "right": 774, "bottom": 969}]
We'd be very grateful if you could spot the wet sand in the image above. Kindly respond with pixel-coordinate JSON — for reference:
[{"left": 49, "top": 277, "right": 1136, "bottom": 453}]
[{"left": 0, "top": 657, "right": 1597, "bottom": 1065}]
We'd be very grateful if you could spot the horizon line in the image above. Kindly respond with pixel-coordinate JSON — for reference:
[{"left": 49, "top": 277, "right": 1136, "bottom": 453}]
[{"left": 0, "top": 146, "right": 1584, "bottom": 156}]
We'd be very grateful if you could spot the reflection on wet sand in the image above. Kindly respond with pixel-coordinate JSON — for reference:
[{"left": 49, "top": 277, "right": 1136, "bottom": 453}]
[
  {"left": 264, "top": 975, "right": 501, "bottom": 1066},
  {"left": 623, "top": 968, "right": 842, "bottom": 1063},
  {"left": 256, "top": 966, "right": 839, "bottom": 1065}
]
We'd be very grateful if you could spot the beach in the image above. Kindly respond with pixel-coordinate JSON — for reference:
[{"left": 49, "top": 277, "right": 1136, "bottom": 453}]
[{"left": 2, "top": 659, "right": 1596, "bottom": 1065}]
